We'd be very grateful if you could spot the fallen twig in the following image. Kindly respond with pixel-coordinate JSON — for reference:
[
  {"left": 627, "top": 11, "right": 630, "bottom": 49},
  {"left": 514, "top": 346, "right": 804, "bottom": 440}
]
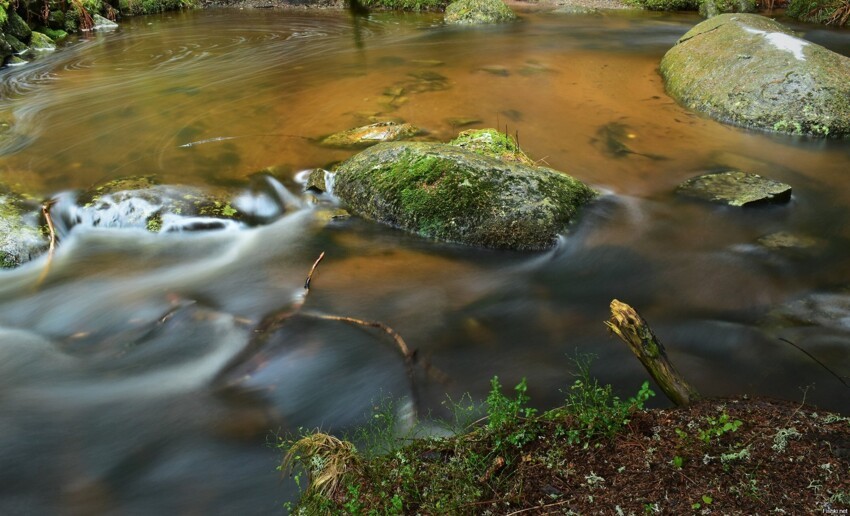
[{"left": 35, "top": 198, "right": 58, "bottom": 288}]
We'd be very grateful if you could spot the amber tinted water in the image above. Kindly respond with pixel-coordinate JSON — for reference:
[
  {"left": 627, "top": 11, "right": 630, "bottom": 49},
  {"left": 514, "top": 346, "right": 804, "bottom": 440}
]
[{"left": 1, "top": 8, "right": 849, "bottom": 513}]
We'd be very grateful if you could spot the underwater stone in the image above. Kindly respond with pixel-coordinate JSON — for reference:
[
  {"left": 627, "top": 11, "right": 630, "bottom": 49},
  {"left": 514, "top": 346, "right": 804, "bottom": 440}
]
[
  {"left": 676, "top": 170, "right": 792, "bottom": 207},
  {"left": 319, "top": 122, "right": 421, "bottom": 149}
]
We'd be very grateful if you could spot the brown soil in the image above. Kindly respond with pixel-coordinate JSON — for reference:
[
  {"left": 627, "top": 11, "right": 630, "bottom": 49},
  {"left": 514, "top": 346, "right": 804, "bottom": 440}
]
[{"left": 505, "top": 396, "right": 850, "bottom": 514}]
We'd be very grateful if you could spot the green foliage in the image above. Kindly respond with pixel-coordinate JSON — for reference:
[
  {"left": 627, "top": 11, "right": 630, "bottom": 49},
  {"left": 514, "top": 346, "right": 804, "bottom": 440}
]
[
  {"left": 547, "top": 355, "right": 655, "bottom": 446},
  {"left": 697, "top": 411, "right": 742, "bottom": 444},
  {"left": 360, "top": 0, "right": 448, "bottom": 10},
  {"left": 787, "top": 0, "right": 850, "bottom": 25},
  {"left": 118, "top": 0, "right": 197, "bottom": 16},
  {"left": 622, "top": 0, "right": 698, "bottom": 10}
]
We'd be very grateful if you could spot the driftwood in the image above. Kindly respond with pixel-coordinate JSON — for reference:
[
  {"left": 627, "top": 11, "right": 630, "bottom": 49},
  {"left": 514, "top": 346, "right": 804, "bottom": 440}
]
[{"left": 606, "top": 299, "right": 700, "bottom": 406}]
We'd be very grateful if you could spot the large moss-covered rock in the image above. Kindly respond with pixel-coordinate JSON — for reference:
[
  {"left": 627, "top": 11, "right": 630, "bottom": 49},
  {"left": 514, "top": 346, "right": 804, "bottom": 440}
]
[
  {"left": 0, "top": 186, "right": 48, "bottom": 268},
  {"left": 660, "top": 14, "right": 850, "bottom": 137},
  {"left": 70, "top": 176, "right": 243, "bottom": 232},
  {"left": 676, "top": 170, "right": 792, "bottom": 206},
  {"left": 29, "top": 32, "right": 56, "bottom": 52},
  {"left": 699, "top": 0, "right": 755, "bottom": 18},
  {"left": 333, "top": 142, "right": 596, "bottom": 250},
  {"left": 5, "top": 11, "right": 32, "bottom": 43},
  {"left": 444, "top": 0, "right": 516, "bottom": 24}
]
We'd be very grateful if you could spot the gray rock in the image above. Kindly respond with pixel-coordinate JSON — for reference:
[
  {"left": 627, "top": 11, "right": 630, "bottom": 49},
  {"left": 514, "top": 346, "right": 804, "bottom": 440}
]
[
  {"left": 333, "top": 141, "right": 596, "bottom": 250},
  {"left": 319, "top": 122, "right": 421, "bottom": 149},
  {"left": 445, "top": 0, "right": 516, "bottom": 24},
  {"left": 676, "top": 170, "right": 792, "bottom": 207},
  {"left": 305, "top": 169, "right": 332, "bottom": 193},
  {"left": 0, "top": 186, "right": 48, "bottom": 268},
  {"left": 757, "top": 231, "right": 819, "bottom": 251},
  {"left": 68, "top": 176, "right": 243, "bottom": 233},
  {"left": 660, "top": 14, "right": 850, "bottom": 137},
  {"left": 4, "top": 34, "right": 28, "bottom": 54},
  {"left": 92, "top": 14, "right": 119, "bottom": 32}
]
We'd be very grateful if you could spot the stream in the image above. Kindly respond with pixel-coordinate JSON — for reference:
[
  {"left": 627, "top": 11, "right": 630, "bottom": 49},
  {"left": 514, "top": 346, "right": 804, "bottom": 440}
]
[{"left": 1, "top": 7, "right": 849, "bottom": 513}]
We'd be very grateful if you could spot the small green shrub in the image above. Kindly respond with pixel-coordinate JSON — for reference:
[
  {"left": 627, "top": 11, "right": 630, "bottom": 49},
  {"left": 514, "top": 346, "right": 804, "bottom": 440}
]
[
  {"left": 623, "top": 0, "right": 699, "bottom": 11},
  {"left": 697, "top": 411, "right": 742, "bottom": 444},
  {"left": 547, "top": 355, "right": 655, "bottom": 446},
  {"left": 787, "top": 0, "right": 850, "bottom": 25},
  {"left": 360, "top": 0, "right": 448, "bottom": 10}
]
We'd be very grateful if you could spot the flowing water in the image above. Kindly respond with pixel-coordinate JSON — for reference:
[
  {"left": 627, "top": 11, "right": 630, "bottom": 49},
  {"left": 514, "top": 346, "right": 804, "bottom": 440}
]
[{"left": 1, "top": 7, "right": 850, "bottom": 514}]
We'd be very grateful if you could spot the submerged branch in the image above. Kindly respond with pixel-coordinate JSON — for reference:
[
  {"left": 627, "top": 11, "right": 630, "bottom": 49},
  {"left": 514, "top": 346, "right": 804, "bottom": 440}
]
[
  {"left": 606, "top": 299, "right": 700, "bottom": 406},
  {"left": 35, "top": 198, "right": 58, "bottom": 288}
]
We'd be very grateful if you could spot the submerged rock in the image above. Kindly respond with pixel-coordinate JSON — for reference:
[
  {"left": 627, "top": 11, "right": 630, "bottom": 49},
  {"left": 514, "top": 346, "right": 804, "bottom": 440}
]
[
  {"left": 67, "top": 176, "right": 243, "bottom": 233},
  {"left": 444, "top": 0, "right": 516, "bottom": 24},
  {"left": 660, "top": 14, "right": 850, "bottom": 137},
  {"left": 333, "top": 141, "right": 596, "bottom": 250},
  {"left": 676, "top": 170, "right": 792, "bottom": 207},
  {"left": 319, "top": 122, "right": 421, "bottom": 149},
  {"left": 0, "top": 185, "right": 48, "bottom": 268},
  {"left": 757, "top": 231, "right": 819, "bottom": 251},
  {"left": 449, "top": 128, "right": 534, "bottom": 166}
]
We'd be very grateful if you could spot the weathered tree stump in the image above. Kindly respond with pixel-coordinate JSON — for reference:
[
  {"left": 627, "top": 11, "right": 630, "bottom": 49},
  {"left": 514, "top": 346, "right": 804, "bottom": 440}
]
[{"left": 606, "top": 300, "right": 700, "bottom": 406}]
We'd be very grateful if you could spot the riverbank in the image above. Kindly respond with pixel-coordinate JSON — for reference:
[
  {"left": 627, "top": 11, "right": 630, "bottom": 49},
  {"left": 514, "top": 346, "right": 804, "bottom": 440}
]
[{"left": 279, "top": 386, "right": 850, "bottom": 514}]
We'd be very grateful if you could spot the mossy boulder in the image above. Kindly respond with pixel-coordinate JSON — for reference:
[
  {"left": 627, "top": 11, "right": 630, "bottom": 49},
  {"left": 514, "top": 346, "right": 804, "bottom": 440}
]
[
  {"left": 333, "top": 142, "right": 596, "bottom": 250},
  {"left": 71, "top": 176, "right": 243, "bottom": 232},
  {"left": 699, "top": 0, "right": 755, "bottom": 17},
  {"left": 91, "top": 14, "right": 118, "bottom": 31},
  {"left": 444, "top": 0, "right": 516, "bottom": 24},
  {"left": 449, "top": 129, "right": 534, "bottom": 166},
  {"left": 0, "top": 185, "right": 48, "bottom": 268},
  {"left": 676, "top": 170, "right": 792, "bottom": 206},
  {"left": 660, "top": 14, "right": 850, "bottom": 137},
  {"left": 5, "top": 11, "right": 32, "bottom": 43},
  {"left": 319, "top": 122, "right": 421, "bottom": 149},
  {"left": 29, "top": 32, "right": 56, "bottom": 51}
]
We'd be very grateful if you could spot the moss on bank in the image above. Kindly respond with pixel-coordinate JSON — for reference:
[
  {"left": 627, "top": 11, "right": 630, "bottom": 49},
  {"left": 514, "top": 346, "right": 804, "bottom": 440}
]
[
  {"left": 278, "top": 373, "right": 850, "bottom": 514},
  {"left": 118, "top": 0, "right": 197, "bottom": 16},
  {"left": 787, "top": 0, "right": 850, "bottom": 26}
]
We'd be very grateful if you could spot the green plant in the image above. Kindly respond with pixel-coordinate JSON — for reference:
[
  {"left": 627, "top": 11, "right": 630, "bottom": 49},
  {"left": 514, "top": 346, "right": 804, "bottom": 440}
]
[
  {"left": 360, "top": 0, "right": 448, "bottom": 10},
  {"left": 548, "top": 355, "right": 655, "bottom": 446},
  {"left": 672, "top": 455, "right": 684, "bottom": 469},
  {"left": 486, "top": 376, "right": 536, "bottom": 431},
  {"left": 697, "top": 411, "right": 742, "bottom": 444},
  {"left": 787, "top": 0, "right": 850, "bottom": 26}
]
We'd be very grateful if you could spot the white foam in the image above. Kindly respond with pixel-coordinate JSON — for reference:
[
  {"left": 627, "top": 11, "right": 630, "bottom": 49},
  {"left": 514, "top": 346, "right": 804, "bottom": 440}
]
[{"left": 744, "top": 27, "right": 809, "bottom": 61}]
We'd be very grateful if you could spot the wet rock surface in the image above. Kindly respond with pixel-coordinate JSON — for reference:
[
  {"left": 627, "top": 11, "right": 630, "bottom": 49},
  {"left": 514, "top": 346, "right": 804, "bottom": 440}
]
[
  {"left": 333, "top": 138, "right": 596, "bottom": 250},
  {"left": 0, "top": 184, "right": 48, "bottom": 268},
  {"left": 676, "top": 170, "right": 792, "bottom": 207},
  {"left": 660, "top": 14, "right": 850, "bottom": 137}
]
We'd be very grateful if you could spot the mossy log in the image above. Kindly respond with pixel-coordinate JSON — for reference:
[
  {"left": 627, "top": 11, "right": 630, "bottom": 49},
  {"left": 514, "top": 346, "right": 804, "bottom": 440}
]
[{"left": 606, "top": 300, "right": 700, "bottom": 406}]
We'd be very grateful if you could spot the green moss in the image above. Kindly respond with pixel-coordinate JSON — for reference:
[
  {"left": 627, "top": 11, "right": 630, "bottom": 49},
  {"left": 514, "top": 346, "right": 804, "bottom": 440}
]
[
  {"left": 146, "top": 213, "right": 163, "bottom": 232},
  {"left": 361, "top": 0, "right": 448, "bottom": 10},
  {"left": 333, "top": 142, "right": 596, "bottom": 250},
  {"left": 41, "top": 28, "right": 68, "bottom": 42},
  {"left": 624, "top": 0, "right": 698, "bottom": 10},
  {"left": 117, "top": 0, "right": 198, "bottom": 16},
  {"left": 444, "top": 0, "right": 516, "bottom": 24},
  {"left": 449, "top": 128, "right": 534, "bottom": 166}
]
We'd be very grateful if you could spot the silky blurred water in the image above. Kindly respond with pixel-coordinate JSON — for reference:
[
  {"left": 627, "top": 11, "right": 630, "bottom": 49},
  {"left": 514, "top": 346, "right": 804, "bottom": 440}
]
[{"left": 0, "top": 8, "right": 849, "bottom": 514}]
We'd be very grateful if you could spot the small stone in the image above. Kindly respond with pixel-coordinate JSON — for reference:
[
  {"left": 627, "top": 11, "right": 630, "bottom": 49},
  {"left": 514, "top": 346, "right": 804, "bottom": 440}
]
[
  {"left": 411, "top": 59, "right": 444, "bottom": 67},
  {"left": 319, "top": 122, "right": 421, "bottom": 149},
  {"left": 757, "top": 231, "right": 818, "bottom": 250},
  {"left": 446, "top": 117, "right": 482, "bottom": 128},
  {"left": 306, "top": 169, "right": 331, "bottom": 193},
  {"left": 676, "top": 171, "right": 792, "bottom": 207},
  {"left": 445, "top": 0, "right": 516, "bottom": 24},
  {"left": 479, "top": 65, "right": 510, "bottom": 77}
]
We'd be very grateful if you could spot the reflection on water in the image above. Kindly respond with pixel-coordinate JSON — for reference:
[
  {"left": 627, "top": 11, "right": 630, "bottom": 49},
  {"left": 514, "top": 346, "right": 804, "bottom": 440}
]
[{"left": 1, "top": 8, "right": 849, "bottom": 514}]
